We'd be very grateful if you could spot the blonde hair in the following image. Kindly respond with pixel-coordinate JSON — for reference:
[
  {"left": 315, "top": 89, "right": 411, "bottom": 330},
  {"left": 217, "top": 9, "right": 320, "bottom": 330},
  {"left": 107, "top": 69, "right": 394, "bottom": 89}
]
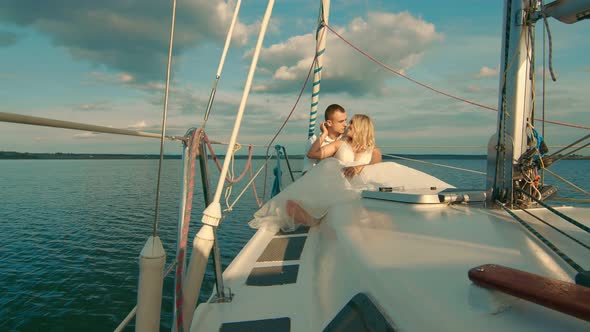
[{"left": 349, "top": 114, "right": 375, "bottom": 152}]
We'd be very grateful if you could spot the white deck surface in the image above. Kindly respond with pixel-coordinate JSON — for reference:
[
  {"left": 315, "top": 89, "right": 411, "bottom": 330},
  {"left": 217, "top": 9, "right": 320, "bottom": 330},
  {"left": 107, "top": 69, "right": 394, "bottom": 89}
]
[{"left": 191, "top": 195, "right": 590, "bottom": 331}]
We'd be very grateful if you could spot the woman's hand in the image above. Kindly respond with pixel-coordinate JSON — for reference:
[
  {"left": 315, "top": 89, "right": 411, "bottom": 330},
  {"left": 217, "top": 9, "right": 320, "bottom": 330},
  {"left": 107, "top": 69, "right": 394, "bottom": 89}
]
[
  {"left": 319, "top": 121, "right": 328, "bottom": 137},
  {"left": 342, "top": 165, "right": 364, "bottom": 179}
]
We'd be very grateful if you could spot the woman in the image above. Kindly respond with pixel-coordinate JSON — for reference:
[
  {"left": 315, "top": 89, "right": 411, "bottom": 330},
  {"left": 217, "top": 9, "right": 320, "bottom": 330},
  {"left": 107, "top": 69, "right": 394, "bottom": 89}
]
[{"left": 249, "top": 114, "right": 382, "bottom": 232}]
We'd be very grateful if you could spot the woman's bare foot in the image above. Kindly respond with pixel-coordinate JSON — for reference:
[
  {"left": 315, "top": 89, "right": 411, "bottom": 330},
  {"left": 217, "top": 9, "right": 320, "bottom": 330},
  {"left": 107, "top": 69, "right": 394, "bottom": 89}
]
[{"left": 286, "top": 200, "right": 320, "bottom": 226}]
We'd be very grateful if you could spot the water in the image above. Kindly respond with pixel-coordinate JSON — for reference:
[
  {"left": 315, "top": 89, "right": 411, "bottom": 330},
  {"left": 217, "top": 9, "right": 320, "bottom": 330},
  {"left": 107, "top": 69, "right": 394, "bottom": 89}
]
[{"left": 0, "top": 158, "right": 588, "bottom": 331}]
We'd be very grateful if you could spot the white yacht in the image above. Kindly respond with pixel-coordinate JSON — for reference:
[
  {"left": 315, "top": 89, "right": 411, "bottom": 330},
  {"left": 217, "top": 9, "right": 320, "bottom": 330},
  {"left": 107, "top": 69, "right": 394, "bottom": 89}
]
[
  {"left": 1, "top": 1, "right": 589, "bottom": 331},
  {"left": 185, "top": 1, "right": 590, "bottom": 331}
]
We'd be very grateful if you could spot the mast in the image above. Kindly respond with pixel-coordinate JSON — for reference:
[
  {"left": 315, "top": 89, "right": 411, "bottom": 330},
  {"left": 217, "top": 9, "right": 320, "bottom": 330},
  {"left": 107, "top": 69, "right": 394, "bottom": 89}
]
[
  {"left": 487, "top": 0, "right": 536, "bottom": 206},
  {"left": 487, "top": 0, "right": 590, "bottom": 207},
  {"left": 302, "top": 0, "right": 331, "bottom": 172}
]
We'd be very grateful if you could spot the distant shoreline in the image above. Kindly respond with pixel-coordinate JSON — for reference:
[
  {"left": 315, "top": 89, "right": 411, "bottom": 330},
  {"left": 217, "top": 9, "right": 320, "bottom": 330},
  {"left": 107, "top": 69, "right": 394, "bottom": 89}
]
[{"left": 1, "top": 151, "right": 588, "bottom": 160}]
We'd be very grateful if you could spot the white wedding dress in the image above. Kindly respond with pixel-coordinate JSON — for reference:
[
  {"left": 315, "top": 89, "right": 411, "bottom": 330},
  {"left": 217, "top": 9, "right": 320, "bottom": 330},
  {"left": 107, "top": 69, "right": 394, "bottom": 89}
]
[{"left": 249, "top": 141, "right": 453, "bottom": 232}]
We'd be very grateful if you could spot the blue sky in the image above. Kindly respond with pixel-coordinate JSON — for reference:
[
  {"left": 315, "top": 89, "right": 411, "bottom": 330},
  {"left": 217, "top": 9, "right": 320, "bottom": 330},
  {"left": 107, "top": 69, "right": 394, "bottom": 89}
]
[{"left": 0, "top": 0, "right": 588, "bottom": 155}]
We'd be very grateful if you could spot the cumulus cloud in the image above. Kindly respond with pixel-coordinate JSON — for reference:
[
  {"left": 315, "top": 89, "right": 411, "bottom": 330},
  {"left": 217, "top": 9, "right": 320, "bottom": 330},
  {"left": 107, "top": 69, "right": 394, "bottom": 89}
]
[
  {"left": 466, "top": 85, "right": 481, "bottom": 92},
  {"left": 251, "top": 11, "right": 443, "bottom": 96},
  {"left": 0, "top": 30, "right": 18, "bottom": 47},
  {"left": 127, "top": 120, "right": 147, "bottom": 129},
  {"left": 72, "top": 100, "right": 113, "bottom": 112},
  {"left": 288, "top": 112, "right": 310, "bottom": 121},
  {"left": 85, "top": 71, "right": 135, "bottom": 85},
  {"left": 0, "top": 0, "right": 251, "bottom": 81},
  {"left": 475, "top": 65, "right": 499, "bottom": 78},
  {"left": 73, "top": 131, "right": 99, "bottom": 139}
]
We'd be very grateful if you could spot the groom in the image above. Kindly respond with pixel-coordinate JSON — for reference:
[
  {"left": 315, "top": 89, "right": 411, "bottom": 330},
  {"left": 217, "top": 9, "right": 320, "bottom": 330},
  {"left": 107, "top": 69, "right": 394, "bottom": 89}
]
[
  {"left": 320, "top": 103, "right": 349, "bottom": 146},
  {"left": 302, "top": 104, "right": 348, "bottom": 173}
]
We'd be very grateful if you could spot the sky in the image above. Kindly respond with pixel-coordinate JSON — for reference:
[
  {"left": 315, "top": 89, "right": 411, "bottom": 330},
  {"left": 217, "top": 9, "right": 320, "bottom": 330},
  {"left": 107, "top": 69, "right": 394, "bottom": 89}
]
[{"left": 0, "top": 0, "right": 588, "bottom": 156}]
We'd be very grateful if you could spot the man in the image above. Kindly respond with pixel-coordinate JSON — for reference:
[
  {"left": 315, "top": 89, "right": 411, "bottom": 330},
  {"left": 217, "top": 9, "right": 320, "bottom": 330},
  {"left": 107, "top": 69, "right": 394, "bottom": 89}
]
[
  {"left": 320, "top": 104, "right": 348, "bottom": 146},
  {"left": 302, "top": 104, "right": 348, "bottom": 173}
]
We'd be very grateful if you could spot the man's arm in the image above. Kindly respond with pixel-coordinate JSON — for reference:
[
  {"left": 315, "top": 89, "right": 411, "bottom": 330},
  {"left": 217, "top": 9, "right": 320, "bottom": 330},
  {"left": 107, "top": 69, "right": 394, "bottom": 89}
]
[
  {"left": 306, "top": 131, "right": 326, "bottom": 159},
  {"left": 307, "top": 122, "right": 341, "bottom": 160},
  {"left": 307, "top": 140, "right": 341, "bottom": 160}
]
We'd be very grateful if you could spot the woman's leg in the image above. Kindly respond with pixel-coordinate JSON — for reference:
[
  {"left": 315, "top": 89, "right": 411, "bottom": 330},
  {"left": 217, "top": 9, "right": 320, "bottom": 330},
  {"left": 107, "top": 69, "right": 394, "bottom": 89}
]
[{"left": 286, "top": 200, "right": 321, "bottom": 226}]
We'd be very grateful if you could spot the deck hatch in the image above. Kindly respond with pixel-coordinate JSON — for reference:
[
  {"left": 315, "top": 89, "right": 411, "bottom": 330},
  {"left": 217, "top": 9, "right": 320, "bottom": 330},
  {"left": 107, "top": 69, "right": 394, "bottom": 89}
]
[
  {"left": 323, "top": 293, "right": 396, "bottom": 332},
  {"left": 363, "top": 187, "right": 485, "bottom": 204},
  {"left": 256, "top": 236, "right": 307, "bottom": 262},
  {"left": 220, "top": 317, "right": 290, "bottom": 331},
  {"left": 246, "top": 264, "right": 300, "bottom": 286}
]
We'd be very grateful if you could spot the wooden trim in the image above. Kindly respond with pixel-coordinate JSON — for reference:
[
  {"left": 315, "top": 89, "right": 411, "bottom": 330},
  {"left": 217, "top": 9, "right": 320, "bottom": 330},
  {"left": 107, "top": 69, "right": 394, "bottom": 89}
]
[{"left": 468, "top": 264, "right": 590, "bottom": 322}]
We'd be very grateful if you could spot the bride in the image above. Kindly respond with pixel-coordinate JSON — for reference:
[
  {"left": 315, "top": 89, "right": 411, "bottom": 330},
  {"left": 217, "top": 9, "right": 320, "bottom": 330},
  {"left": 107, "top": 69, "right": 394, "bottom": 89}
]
[{"left": 249, "top": 114, "right": 382, "bottom": 232}]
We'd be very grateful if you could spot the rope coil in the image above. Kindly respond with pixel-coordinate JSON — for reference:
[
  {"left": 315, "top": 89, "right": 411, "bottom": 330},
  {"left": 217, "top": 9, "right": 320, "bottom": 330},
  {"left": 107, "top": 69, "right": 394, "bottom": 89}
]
[{"left": 204, "top": 134, "right": 254, "bottom": 184}]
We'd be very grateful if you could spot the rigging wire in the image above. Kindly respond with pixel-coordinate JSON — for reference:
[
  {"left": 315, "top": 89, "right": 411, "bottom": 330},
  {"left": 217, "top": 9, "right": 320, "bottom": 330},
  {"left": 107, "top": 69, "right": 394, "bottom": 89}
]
[
  {"left": 382, "top": 153, "right": 485, "bottom": 175},
  {"left": 323, "top": 23, "right": 589, "bottom": 131},
  {"left": 226, "top": 155, "right": 274, "bottom": 211},
  {"left": 497, "top": 200, "right": 585, "bottom": 273},
  {"left": 538, "top": 119, "right": 590, "bottom": 131},
  {"left": 543, "top": 169, "right": 590, "bottom": 198},
  {"left": 542, "top": 0, "right": 547, "bottom": 184},
  {"left": 259, "top": 42, "right": 321, "bottom": 201},
  {"left": 152, "top": 0, "right": 177, "bottom": 237},
  {"left": 546, "top": 134, "right": 590, "bottom": 159},
  {"left": 551, "top": 142, "right": 590, "bottom": 164},
  {"left": 519, "top": 208, "right": 590, "bottom": 251},
  {"left": 324, "top": 23, "right": 497, "bottom": 112},
  {"left": 517, "top": 189, "right": 590, "bottom": 234},
  {"left": 201, "top": 0, "right": 243, "bottom": 130}
]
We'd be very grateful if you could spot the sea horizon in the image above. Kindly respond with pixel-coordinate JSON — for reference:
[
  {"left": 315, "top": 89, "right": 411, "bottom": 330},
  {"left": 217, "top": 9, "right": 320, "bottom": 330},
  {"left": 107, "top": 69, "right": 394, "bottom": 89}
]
[{"left": 2, "top": 151, "right": 589, "bottom": 160}]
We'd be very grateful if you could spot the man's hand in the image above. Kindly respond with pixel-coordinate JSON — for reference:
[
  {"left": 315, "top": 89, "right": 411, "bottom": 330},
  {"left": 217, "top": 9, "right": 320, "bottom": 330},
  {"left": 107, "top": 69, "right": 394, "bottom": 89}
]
[{"left": 342, "top": 165, "right": 364, "bottom": 179}]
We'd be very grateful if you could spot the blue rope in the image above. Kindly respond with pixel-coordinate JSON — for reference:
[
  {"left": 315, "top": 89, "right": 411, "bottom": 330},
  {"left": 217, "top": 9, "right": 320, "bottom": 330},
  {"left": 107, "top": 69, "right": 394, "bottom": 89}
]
[{"left": 533, "top": 128, "right": 546, "bottom": 156}]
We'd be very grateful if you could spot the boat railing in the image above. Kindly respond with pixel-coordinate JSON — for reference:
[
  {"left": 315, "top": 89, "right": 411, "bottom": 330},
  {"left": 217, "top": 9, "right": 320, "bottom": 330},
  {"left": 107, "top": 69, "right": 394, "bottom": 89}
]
[
  {"left": 107, "top": 127, "right": 286, "bottom": 331},
  {"left": 7, "top": 1, "right": 323, "bottom": 331}
]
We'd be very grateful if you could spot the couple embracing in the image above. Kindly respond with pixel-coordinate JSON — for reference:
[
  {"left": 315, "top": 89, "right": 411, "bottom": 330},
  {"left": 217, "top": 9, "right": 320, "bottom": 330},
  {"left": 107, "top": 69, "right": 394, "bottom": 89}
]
[{"left": 249, "top": 104, "right": 385, "bottom": 232}]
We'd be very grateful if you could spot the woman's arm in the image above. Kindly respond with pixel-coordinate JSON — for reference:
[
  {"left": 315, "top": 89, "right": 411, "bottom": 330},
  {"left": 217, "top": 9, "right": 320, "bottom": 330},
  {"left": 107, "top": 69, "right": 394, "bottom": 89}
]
[
  {"left": 342, "top": 146, "right": 382, "bottom": 179},
  {"left": 370, "top": 147, "right": 382, "bottom": 164}
]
